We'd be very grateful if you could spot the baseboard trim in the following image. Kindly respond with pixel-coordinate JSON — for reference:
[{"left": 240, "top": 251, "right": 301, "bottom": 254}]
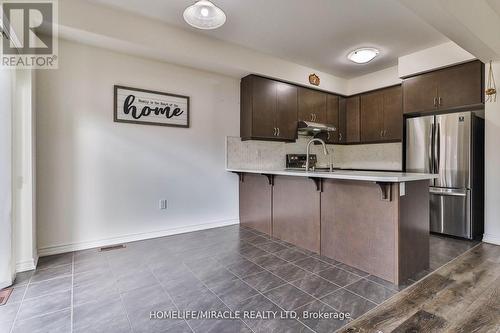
[
  {"left": 38, "top": 218, "right": 240, "bottom": 257},
  {"left": 16, "top": 257, "right": 37, "bottom": 272},
  {"left": 482, "top": 233, "right": 500, "bottom": 246}
]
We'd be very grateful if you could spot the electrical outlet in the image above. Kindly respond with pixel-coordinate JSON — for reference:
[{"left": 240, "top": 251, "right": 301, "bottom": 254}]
[{"left": 159, "top": 199, "right": 168, "bottom": 210}]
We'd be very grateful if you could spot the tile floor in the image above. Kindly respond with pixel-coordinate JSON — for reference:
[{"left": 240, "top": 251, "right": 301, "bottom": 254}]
[{"left": 0, "top": 226, "right": 478, "bottom": 333}]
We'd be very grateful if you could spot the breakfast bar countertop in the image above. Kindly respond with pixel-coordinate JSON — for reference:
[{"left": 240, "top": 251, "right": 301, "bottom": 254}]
[{"left": 226, "top": 168, "right": 437, "bottom": 183}]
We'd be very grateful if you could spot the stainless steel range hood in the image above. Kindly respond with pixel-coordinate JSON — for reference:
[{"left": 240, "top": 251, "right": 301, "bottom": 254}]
[{"left": 297, "top": 121, "right": 336, "bottom": 136}]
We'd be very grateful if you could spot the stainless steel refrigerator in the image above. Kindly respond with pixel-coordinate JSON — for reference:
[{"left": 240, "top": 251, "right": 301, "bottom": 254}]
[{"left": 405, "top": 111, "right": 484, "bottom": 239}]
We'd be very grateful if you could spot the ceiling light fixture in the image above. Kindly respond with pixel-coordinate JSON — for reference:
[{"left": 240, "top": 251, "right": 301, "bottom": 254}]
[
  {"left": 347, "top": 48, "right": 380, "bottom": 64},
  {"left": 183, "top": 0, "right": 226, "bottom": 30}
]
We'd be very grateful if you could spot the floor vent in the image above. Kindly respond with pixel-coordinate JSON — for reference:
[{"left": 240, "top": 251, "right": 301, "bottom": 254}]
[
  {"left": 99, "top": 244, "right": 126, "bottom": 252},
  {"left": 0, "top": 288, "right": 13, "bottom": 306}
]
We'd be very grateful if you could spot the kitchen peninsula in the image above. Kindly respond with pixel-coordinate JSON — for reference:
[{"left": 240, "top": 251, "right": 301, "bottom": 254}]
[{"left": 228, "top": 168, "right": 437, "bottom": 285}]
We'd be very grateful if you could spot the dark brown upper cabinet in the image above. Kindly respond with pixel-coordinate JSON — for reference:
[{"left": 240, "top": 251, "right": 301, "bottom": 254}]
[
  {"left": 276, "top": 81, "right": 299, "bottom": 140},
  {"left": 337, "top": 97, "right": 347, "bottom": 144},
  {"left": 360, "top": 85, "right": 403, "bottom": 143},
  {"left": 383, "top": 86, "right": 403, "bottom": 141},
  {"left": 345, "top": 96, "right": 361, "bottom": 143},
  {"left": 325, "top": 94, "right": 340, "bottom": 143},
  {"left": 403, "top": 60, "right": 484, "bottom": 115},
  {"left": 298, "top": 88, "right": 327, "bottom": 123},
  {"left": 360, "top": 91, "right": 384, "bottom": 142},
  {"left": 240, "top": 75, "right": 297, "bottom": 141}
]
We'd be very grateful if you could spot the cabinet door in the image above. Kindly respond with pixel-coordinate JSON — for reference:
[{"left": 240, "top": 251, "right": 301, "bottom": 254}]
[
  {"left": 337, "top": 97, "right": 347, "bottom": 143},
  {"left": 251, "top": 76, "right": 276, "bottom": 138},
  {"left": 345, "top": 96, "right": 360, "bottom": 143},
  {"left": 298, "top": 88, "right": 327, "bottom": 123},
  {"left": 240, "top": 76, "right": 253, "bottom": 139},
  {"left": 239, "top": 174, "right": 273, "bottom": 235},
  {"left": 326, "top": 94, "right": 340, "bottom": 143},
  {"left": 273, "top": 176, "right": 320, "bottom": 253},
  {"left": 383, "top": 86, "right": 403, "bottom": 141},
  {"left": 321, "top": 180, "right": 399, "bottom": 282},
  {"left": 276, "top": 82, "right": 298, "bottom": 141},
  {"left": 360, "top": 91, "right": 384, "bottom": 142},
  {"left": 403, "top": 71, "right": 438, "bottom": 114},
  {"left": 437, "top": 61, "right": 483, "bottom": 110}
]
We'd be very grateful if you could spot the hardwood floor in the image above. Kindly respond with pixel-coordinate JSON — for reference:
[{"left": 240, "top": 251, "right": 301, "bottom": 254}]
[{"left": 338, "top": 242, "right": 500, "bottom": 333}]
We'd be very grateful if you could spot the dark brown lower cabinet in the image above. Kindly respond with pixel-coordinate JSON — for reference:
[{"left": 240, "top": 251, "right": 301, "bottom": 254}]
[
  {"left": 237, "top": 172, "right": 430, "bottom": 284},
  {"left": 272, "top": 176, "right": 321, "bottom": 253},
  {"left": 239, "top": 174, "right": 272, "bottom": 235},
  {"left": 321, "top": 179, "right": 429, "bottom": 284}
]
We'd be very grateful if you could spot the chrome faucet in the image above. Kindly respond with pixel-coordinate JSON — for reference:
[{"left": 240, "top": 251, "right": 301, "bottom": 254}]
[{"left": 305, "top": 138, "right": 330, "bottom": 172}]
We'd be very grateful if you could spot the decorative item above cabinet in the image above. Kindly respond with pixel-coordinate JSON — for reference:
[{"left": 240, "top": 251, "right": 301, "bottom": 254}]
[{"left": 403, "top": 60, "right": 484, "bottom": 115}]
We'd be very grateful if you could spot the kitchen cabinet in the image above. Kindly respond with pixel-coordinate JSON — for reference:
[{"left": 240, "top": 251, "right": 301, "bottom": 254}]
[
  {"left": 240, "top": 75, "right": 297, "bottom": 141},
  {"left": 325, "top": 94, "right": 340, "bottom": 143},
  {"left": 345, "top": 96, "right": 361, "bottom": 143},
  {"left": 239, "top": 173, "right": 273, "bottom": 235},
  {"left": 235, "top": 171, "right": 431, "bottom": 284},
  {"left": 272, "top": 176, "right": 321, "bottom": 253},
  {"left": 403, "top": 60, "right": 483, "bottom": 114},
  {"left": 320, "top": 179, "right": 430, "bottom": 283},
  {"left": 360, "top": 91, "right": 384, "bottom": 142},
  {"left": 360, "top": 85, "right": 402, "bottom": 142},
  {"left": 402, "top": 71, "right": 438, "bottom": 115},
  {"left": 337, "top": 97, "right": 347, "bottom": 143},
  {"left": 437, "top": 60, "right": 483, "bottom": 110},
  {"left": 276, "top": 82, "right": 299, "bottom": 141},
  {"left": 383, "top": 86, "right": 403, "bottom": 140},
  {"left": 298, "top": 87, "right": 327, "bottom": 123}
]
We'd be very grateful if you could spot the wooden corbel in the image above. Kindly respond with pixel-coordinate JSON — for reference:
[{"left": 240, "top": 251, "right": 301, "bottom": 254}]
[{"left": 376, "top": 182, "right": 392, "bottom": 201}]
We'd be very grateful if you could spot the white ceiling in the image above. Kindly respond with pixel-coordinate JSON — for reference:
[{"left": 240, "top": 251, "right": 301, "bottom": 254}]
[{"left": 89, "top": 0, "right": 448, "bottom": 78}]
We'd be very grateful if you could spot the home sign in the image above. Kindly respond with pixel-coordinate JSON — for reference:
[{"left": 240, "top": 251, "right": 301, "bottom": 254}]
[{"left": 114, "top": 85, "right": 190, "bottom": 128}]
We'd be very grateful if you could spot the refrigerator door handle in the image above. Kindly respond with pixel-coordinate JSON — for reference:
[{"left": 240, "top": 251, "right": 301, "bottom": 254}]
[
  {"left": 429, "top": 122, "right": 434, "bottom": 174},
  {"left": 434, "top": 122, "right": 440, "bottom": 174}
]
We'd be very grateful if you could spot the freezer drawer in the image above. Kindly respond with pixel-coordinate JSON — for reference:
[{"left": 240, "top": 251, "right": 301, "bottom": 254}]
[{"left": 430, "top": 187, "right": 471, "bottom": 239}]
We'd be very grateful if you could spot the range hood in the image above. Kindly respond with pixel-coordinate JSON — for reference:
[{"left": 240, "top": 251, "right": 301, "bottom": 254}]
[{"left": 297, "top": 121, "right": 336, "bottom": 135}]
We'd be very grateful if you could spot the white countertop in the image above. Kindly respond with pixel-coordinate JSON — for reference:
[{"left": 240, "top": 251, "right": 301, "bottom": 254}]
[{"left": 226, "top": 168, "right": 437, "bottom": 183}]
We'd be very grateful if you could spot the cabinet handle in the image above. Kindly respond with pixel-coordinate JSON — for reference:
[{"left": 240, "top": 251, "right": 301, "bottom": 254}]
[
  {"left": 277, "top": 127, "right": 280, "bottom": 136},
  {"left": 273, "top": 127, "right": 276, "bottom": 136},
  {"left": 327, "top": 132, "right": 330, "bottom": 140},
  {"left": 438, "top": 97, "right": 442, "bottom": 106},
  {"left": 339, "top": 133, "right": 342, "bottom": 141},
  {"left": 433, "top": 97, "right": 437, "bottom": 107},
  {"left": 310, "top": 114, "right": 314, "bottom": 121}
]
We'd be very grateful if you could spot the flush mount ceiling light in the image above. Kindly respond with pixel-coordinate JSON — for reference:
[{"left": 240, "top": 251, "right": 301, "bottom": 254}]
[
  {"left": 347, "top": 47, "right": 380, "bottom": 64},
  {"left": 183, "top": 0, "right": 226, "bottom": 30}
]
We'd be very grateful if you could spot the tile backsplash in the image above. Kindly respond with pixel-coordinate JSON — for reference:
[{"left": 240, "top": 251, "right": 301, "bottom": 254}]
[{"left": 226, "top": 136, "right": 402, "bottom": 171}]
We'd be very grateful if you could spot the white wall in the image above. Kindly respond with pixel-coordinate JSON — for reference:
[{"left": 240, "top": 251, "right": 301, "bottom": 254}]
[
  {"left": 347, "top": 66, "right": 401, "bottom": 95},
  {"left": 13, "top": 70, "right": 37, "bottom": 271},
  {"left": 483, "top": 61, "right": 500, "bottom": 245},
  {"left": 36, "top": 40, "right": 240, "bottom": 255},
  {"left": 398, "top": 41, "right": 475, "bottom": 77},
  {"left": 0, "top": 69, "right": 15, "bottom": 288},
  {"left": 59, "top": 0, "right": 348, "bottom": 95}
]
